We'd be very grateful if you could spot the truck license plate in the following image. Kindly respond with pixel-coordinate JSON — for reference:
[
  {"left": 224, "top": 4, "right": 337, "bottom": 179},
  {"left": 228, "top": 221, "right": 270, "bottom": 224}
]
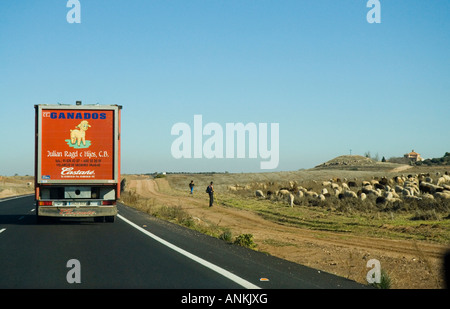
[{"left": 67, "top": 201, "right": 88, "bottom": 206}]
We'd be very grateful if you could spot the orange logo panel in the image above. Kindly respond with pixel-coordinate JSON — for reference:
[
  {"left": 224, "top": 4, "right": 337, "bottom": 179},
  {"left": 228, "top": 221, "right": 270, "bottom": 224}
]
[{"left": 40, "top": 110, "right": 115, "bottom": 181}]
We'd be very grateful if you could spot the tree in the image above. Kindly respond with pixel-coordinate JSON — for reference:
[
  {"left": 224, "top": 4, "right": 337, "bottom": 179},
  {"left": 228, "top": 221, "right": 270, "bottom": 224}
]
[{"left": 374, "top": 152, "right": 380, "bottom": 162}]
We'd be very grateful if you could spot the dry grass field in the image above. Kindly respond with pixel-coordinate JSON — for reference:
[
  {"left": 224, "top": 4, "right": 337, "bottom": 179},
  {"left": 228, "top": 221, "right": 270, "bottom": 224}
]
[{"left": 0, "top": 176, "right": 34, "bottom": 199}]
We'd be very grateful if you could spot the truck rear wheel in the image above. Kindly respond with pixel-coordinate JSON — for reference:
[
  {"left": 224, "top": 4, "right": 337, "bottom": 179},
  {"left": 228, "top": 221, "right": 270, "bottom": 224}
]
[
  {"left": 105, "top": 216, "right": 115, "bottom": 223},
  {"left": 94, "top": 216, "right": 105, "bottom": 223}
]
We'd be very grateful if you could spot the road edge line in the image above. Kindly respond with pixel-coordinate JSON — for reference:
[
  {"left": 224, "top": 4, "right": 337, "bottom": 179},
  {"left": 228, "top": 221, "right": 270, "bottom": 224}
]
[
  {"left": 117, "top": 214, "right": 261, "bottom": 289},
  {"left": 0, "top": 194, "right": 34, "bottom": 203}
]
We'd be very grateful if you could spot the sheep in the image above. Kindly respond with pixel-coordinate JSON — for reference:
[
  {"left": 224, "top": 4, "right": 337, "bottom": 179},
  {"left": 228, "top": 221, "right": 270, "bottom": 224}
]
[
  {"left": 437, "top": 176, "right": 450, "bottom": 186},
  {"left": 348, "top": 181, "right": 357, "bottom": 187},
  {"left": 362, "top": 186, "right": 373, "bottom": 194},
  {"left": 422, "top": 193, "right": 435, "bottom": 200},
  {"left": 255, "top": 190, "right": 265, "bottom": 198},
  {"left": 288, "top": 180, "right": 298, "bottom": 190},
  {"left": 331, "top": 183, "right": 341, "bottom": 191},
  {"left": 379, "top": 177, "right": 389, "bottom": 186},
  {"left": 289, "top": 194, "right": 295, "bottom": 207},
  {"left": 420, "top": 182, "right": 443, "bottom": 194},
  {"left": 374, "top": 183, "right": 385, "bottom": 190},
  {"left": 360, "top": 193, "right": 367, "bottom": 201},
  {"left": 343, "top": 191, "right": 357, "bottom": 198},
  {"left": 376, "top": 196, "right": 387, "bottom": 204},
  {"left": 228, "top": 184, "right": 246, "bottom": 191},
  {"left": 393, "top": 176, "right": 405, "bottom": 186},
  {"left": 384, "top": 191, "right": 394, "bottom": 200},
  {"left": 434, "top": 192, "right": 450, "bottom": 200},
  {"left": 276, "top": 189, "right": 294, "bottom": 206},
  {"left": 278, "top": 189, "right": 291, "bottom": 197},
  {"left": 365, "top": 189, "right": 381, "bottom": 197},
  {"left": 402, "top": 188, "right": 412, "bottom": 196},
  {"left": 390, "top": 190, "right": 400, "bottom": 199},
  {"left": 394, "top": 185, "right": 404, "bottom": 193},
  {"left": 305, "top": 191, "right": 318, "bottom": 198},
  {"left": 362, "top": 184, "right": 373, "bottom": 191},
  {"left": 371, "top": 179, "right": 380, "bottom": 186},
  {"left": 298, "top": 186, "right": 308, "bottom": 193},
  {"left": 70, "top": 120, "right": 91, "bottom": 146},
  {"left": 333, "top": 188, "right": 341, "bottom": 197},
  {"left": 403, "top": 195, "right": 422, "bottom": 201},
  {"left": 266, "top": 190, "right": 276, "bottom": 198}
]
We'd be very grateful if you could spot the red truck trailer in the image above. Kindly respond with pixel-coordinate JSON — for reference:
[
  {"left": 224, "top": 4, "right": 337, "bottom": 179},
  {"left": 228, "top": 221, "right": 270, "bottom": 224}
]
[{"left": 34, "top": 101, "right": 122, "bottom": 223}]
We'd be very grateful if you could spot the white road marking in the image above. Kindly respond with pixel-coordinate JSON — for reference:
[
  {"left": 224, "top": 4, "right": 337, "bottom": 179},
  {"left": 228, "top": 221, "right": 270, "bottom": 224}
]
[
  {"left": 117, "top": 214, "right": 261, "bottom": 289},
  {"left": 0, "top": 228, "right": 6, "bottom": 234},
  {"left": 0, "top": 194, "right": 34, "bottom": 203}
]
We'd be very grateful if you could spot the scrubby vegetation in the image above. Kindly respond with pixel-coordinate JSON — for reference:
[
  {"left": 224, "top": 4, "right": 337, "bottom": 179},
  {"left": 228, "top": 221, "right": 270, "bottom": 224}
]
[{"left": 416, "top": 152, "right": 450, "bottom": 166}]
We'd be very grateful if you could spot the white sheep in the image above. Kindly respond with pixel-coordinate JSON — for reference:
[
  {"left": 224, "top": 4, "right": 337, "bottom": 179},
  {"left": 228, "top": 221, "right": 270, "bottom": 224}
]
[
  {"left": 341, "top": 183, "right": 350, "bottom": 191},
  {"left": 343, "top": 191, "right": 357, "bottom": 198},
  {"left": 437, "top": 176, "right": 450, "bottom": 186},
  {"left": 278, "top": 189, "right": 291, "bottom": 197},
  {"left": 255, "top": 190, "right": 265, "bottom": 198},
  {"left": 331, "top": 183, "right": 341, "bottom": 191},
  {"left": 289, "top": 194, "right": 295, "bottom": 207},
  {"left": 434, "top": 192, "right": 450, "bottom": 200}
]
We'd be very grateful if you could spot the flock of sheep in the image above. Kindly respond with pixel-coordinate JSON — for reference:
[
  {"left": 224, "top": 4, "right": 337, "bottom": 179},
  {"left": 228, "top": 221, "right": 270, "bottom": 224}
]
[{"left": 229, "top": 172, "right": 450, "bottom": 207}]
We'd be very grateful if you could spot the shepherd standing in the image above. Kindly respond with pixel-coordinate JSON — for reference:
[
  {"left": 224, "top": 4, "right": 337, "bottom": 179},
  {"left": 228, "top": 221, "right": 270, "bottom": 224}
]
[
  {"left": 206, "top": 182, "right": 214, "bottom": 207},
  {"left": 189, "top": 180, "right": 195, "bottom": 195}
]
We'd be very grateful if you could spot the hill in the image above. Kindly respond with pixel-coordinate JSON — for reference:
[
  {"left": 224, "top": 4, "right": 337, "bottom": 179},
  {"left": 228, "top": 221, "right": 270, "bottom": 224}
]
[{"left": 314, "top": 155, "right": 403, "bottom": 170}]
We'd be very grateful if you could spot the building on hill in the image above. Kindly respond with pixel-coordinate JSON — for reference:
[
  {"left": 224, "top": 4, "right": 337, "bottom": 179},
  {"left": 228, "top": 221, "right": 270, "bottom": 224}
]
[{"left": 404, "top": 150, "right": 423, "bottom": 162}]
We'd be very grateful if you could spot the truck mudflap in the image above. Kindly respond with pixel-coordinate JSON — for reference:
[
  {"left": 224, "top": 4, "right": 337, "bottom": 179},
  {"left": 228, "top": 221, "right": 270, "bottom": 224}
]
[{"left": 37, "top": 206, "right": 117, "bottom": 218}]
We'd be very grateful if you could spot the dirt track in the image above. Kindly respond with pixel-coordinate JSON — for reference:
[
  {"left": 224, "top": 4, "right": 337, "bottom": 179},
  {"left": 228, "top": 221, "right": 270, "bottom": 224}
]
[{"left": 127, "top": 177, "right": 449, "bottom": 289}]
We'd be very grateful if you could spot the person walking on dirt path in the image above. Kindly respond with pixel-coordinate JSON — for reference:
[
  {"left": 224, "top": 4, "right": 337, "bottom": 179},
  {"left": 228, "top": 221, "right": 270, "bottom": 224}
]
[
  {"left": 189, "top": 180, "right": 195, "bottom": 195},
  {"left": 206, "top": 181, "right": 214, "bottom": 207}
]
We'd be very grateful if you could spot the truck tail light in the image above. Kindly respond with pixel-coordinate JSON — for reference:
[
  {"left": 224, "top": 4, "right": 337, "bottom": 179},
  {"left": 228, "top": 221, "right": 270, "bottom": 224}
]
[
  {"left": 38, "top": 201, "right": 53, "bottom": 206},
  {"left": 102, "top": 201, "right": 116, "bottom": 206}
]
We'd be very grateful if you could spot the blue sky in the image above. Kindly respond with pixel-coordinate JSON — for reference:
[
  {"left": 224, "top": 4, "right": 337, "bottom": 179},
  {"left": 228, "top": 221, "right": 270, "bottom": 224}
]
[{"left": 0, "top": 0, "right": 449, "bottom": 175}]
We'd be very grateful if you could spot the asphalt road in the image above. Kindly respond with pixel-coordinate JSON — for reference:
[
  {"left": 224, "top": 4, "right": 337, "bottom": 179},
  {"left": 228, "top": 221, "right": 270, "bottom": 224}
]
[{"left": 0, "top": 195, "right": 368, "bottom": 290}]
